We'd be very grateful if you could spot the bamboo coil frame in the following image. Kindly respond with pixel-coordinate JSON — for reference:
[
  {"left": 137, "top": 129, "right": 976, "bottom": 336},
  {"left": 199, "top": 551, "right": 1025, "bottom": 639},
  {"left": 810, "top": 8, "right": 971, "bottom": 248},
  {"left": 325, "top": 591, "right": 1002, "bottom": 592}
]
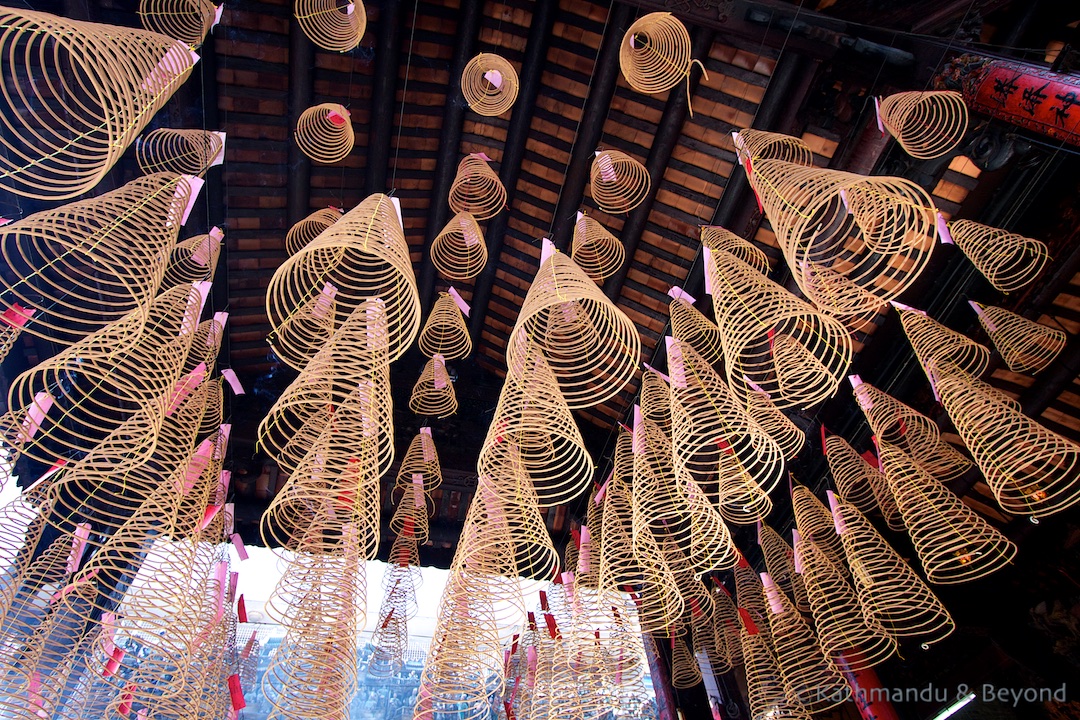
[
  {"left": 878, "top": 440, "right": 1017, "bottom": 584},
  {"left": 137, "top": 128, "right": 223, "bottom": 175},
  {"left": 267, "top": 193, "right": 419, "bottom": 367},
  {"left": 418, "top": 292, "right": 472, "bottom": 360},
  {"left": 669, "top": 297, "right": 724, "bottom": 366},
  {"left": 572, "top": 213, "right": 625, "bottom": 282},
  {"left": 971, "top": 302, "right": 1066, "bottom": 374},
  {"left": 899, "top": 307, "right": 990, "bottom": 380},
  {"left": 879, "top": 91, "right": 968, "bottom": 160},
  {"left": 701, "top": 225, "right": 771, "bottom": 274},
  {"left": 732, "top": 129, "right": 815, "bottom": 168},
  {"left": 0, "top": 9, "right": 198, "bottom": 200},
  {"left": 294, "top": 0, "right": 366, "bottom": 52},
  {"left": 791, "top": 486, "right": 849, "bottom": 576},
  {"left": 163, "top": 230, "right": 221, "bottom": 288},
  {"left": 139, "top": 0, "right": 216, "bottom": 48},
  {"left": 832, "top": 497, "right": 955, "bottom": 646},
  {"left": 826, "top": 435, "right": 891, "bottom": 518},
  {"left": 619, "top": 13, "right": 696, "bottom": 96},
  {"left": 507, "top": 250, "right": 640, "bottom": 409},
  {"left": 746, "top": 391, "right": 805, "bottom": 460},
  {"left": 410, "top": 357, "right": 457, "bottom": 417},
  {"left": 285, "top": 207, "right": 342, "bottom": 256},
  {"left": 759, "top": 523, "right": 811, "bottom": 615},
  {"left": 430, "top": 211, "right": 488, "bottom": 280},
  {"left": 448, "top": 154, "right": 506, "bottom": 220},
  {"left": 948, "top": 219, "right": 1049, "bottom": 292},
  {"left": 461, "top": 53, "right": 519, "bottom": 116},
  {"left": 590, "top": 150, "right": 651, "bottom": 214},
  {"left": 295, "top": 103, "right": 354, "bottom": 164}
]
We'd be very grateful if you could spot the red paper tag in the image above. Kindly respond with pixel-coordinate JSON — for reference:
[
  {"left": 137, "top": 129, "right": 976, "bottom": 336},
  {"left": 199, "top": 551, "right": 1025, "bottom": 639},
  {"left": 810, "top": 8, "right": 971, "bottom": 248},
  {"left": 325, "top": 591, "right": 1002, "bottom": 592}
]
[
  {"left": 539, "top": 591, "right": 549, "bottom": 612},
  {"left": 738, "top": 607, "right": 759, "bottom": 635},
  {"left": 237, "top": 595, "right": 247, "bottom": 623},
  {"left": 327, "top": 109, "right": 348, "bottom": 126},
  {"left": 0, "top": 303, "right": 34, "bottom": 329},
  {"left": 544, "top": 613, "right": 558, "bottom": 639},
  {"left": 103, "top": 646, "right": 125, "bottom": 677},
  {"left": 228, "top": 674, "right": 246, "bottom": 710},
  {"left": 820, "top": 424, "right": 828, "bottom": 455}
]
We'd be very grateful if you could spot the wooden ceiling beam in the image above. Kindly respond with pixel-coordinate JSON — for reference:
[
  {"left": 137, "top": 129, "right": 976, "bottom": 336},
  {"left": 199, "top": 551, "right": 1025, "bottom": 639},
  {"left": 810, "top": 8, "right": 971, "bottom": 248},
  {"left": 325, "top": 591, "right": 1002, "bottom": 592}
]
[
  {"left": 285, "top": 21, "right": 315, "bottom": 227},
  {"left": 365, "top": 0, "right": 403, "bottom": 196}
]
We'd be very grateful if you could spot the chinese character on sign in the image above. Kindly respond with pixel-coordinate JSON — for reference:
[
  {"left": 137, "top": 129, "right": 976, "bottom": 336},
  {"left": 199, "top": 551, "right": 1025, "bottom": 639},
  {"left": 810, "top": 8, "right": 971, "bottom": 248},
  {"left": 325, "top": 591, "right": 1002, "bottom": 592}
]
[
  {"left": 991, "top": 74, "right": 1021, "bottom": 106},
  {"left": 1053, "top": 91, "right": 1078, "bottom": 126},
  {"left": 1019, "top": 81, "right": 1050, "bottom": 116}
]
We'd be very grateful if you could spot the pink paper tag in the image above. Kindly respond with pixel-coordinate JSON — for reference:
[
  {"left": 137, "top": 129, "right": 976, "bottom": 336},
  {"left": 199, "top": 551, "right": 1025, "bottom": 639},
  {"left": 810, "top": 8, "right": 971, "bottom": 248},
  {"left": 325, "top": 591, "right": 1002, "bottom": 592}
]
[
  {"left": 642, "top": 362, "right": 671, "bottom": 385},
  {"left": 179, "top": 176, "right": 205, "bottom": 226},
  {"left": 731, "top": 131, "right": 744, "bottom": 165},
  {"left": 52, "top": 568, "right": 98, "bottom": 602},
  {"left": 792, "top": 529, "right": 803, "bottom": 573},
  {"left": 839, "top": 188, "right": 850, "bottom": 212},
  {"left": 391, "top": 197, "right": 404, "bottom": 231},
  {"left": 241, "top": 631, "right": 257, "bottom": 659},
  {"left": 702, "top": 246, "right": 714, "bottom": 295},
  {"left": 191, "top": 234, "right": 215, "bottom": 267},
  {"left": 667, "top": 286, "right": 696, "bottom": 305},
  {"left": 224, "top": 502, "right": 235, "bottom": 535},
  {"left": 460, "top": 215, "right": 481, "bottom": 246},
  {"left": 826, "top": 491, "right": 846, "bottom": 535},
  {"left": 472, "top": 152, "right": 492, "bottom": 162},
  {"left": 540, "top": 237, "right": 555, "bottom": 265},
  {"left": 631, "top": 404, "right": 645, "bottom": 455},
  {"left": 181, "top": 438, "right": 214, "bottom": 494},
  {"left": 412, "top": 473, "right": 425, "bottom": 509},
  {"left": 20, "top": 392, "right": 53, "bottom": 442},
  {"left": 937, "top": 212, "right": 954, "bottom": 244},
  {"left": 594, "top": 470, "right": 613, "bottom": 504},
  {"left": 433, "top": 355, "right": 447, "bottom": 389},
  {"left": 212, "top": 4, "right": 224, "bottom": 28},
  {"left": 38, "top": 458, "right": 68, "bottom": 484},
  {"left": 228, "top": 570, "right": 239, "bottom": 603},
  {"left": 327, "top": 108, "right": 348, "bottom": 126},
  {"left": 743, "top": 373, "right": 769, "bottom": 398},
  {"left": 760, "top": 573, "right": 786, "bottom": 614},
  {"left": 0, "top": 217, "right": 10, "bottom": 226},
  {"left": 595, "top": 151, "right": 616, "bottom": 182},
  {"left": 483, "top": 69, "right": 503, "bottom": 88},
  {"left": 211, "top": 133, "right": 227, "bottom": 166},
  {"left": 889, "top": 300, "right": 926, "bottom": 316},
  {"left": 231, "top": 533, "right": 249, "bottom": 560},
  {"left": 66, "top": 523, "right": 91, "bottom": 574},
  {"left": 578, "top": 526, "right": 591, "bottom": 574},
  {"left": 874, "top": 96, "right": 885, "bottom": 134},
  {"left": 447, "top": 287, "right": 470, "bottom": 317},
  {"left": 221, "top": 369, "right": 245, "bottom": 395},
  {"left": 665, "top": 337, "right": 687, "bottom": 388},
  {"left": 103, "top": 646, "right": 124, "bottom": 677},
  {"left": 199, "top": 505, "right": 222, "bottom": 533},
  {"left": 968, "top": 300, "right": 997, "bottom": 331},
  {"left": 312, "top": 282, "right": 337, "bottom": 319},
  {"left": 0, "top": 303, "right": 34, "bottom": 329},
  {"left": 213, "top": 561, "right": 228, "bottom": 621}
]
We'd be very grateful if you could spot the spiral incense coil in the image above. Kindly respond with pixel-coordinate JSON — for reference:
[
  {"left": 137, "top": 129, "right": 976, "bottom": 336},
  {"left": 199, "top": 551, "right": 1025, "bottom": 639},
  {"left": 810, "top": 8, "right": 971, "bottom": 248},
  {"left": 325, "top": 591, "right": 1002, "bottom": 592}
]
[
  {"left": 739, "top": 620, "right": 813, "bottom": 720},
  {"left": 733, "top": 557, "right": 772, "bottom": 641},
  {"left": 669, "top": 297, "right": 724, "bottom": 366},
  {"left": 877, "top": 440, "right": 1016, "bottom": 584},
  {"left": 732, "top": 129, "right": 815, "bottom": 169},
  {"left": 948, "top": 219, "right": 1049, "bottom": 292},
  {"left": 139, "top": 0, "right": 217, "bottom": 48},
  {"left": 590, "top": 150, "right": 650, "bottom": 214},
  {"left": 711, "top": 585, "right": 742, "bottom": 668},
  {"left": 758, "top": 523, "right": 810, "bottom": 615},
  {"left": 163, "top": 229, "right": 222, "bottom": 289},
  {"left": 430, "top": 211, "right": 488, "bottom": 281},
  {"left": 619, "top": 12, "right": 699, "bottom": 97},
  {"left": 0, "top": 172, "right": 191, "bottom": 346},
  {"left": 185, "top": 315, "right": 227, "bottom": 374},
  {"left": 761, "top": 574, "right": 849, "bottom": 713},
  {"left": 691, "top": 600, "right": 725, "bottom": 674},
  {"left": 639, "top": 366, "right": 672, "bottom": 435},
  {"left": 662, "top": 540, "right": 717, "bottom": 620},
  {"left": 700, "top": 225, "right": 770, "bottom": 274},
  {"left": 267, "top": 193, "right": 419, "bottom": 366},
  {"left": 409, "top": 356, "right": 458, "bottom": 418},
  {"left": 394, "top": 429, "right": 443, "bottom": 494},
  {"left": 367, "top": 528, "right": 421, "bottom": 678},
  {"left": 971, "top": 302, "right": 1066, "bottom": 374},
  {"left": 419, "top": 292, "right": 472, "bottom": 360},
  {"left": 507, "top": 250, "right": 640, "bottom": 409},
  {"left": 294, "top": 0, "right": 366, "bottom": 52},
  {"left": 898, "top": 306, "right": 990, "bottom": 380},
  {"left": 706, "top": 249, "right": 852, "bottom": 409},
  {"left": 0, "top": 9, "right": 199, "bottom": 200},
  {"left": 461, "top": 53, "right": 519, "bottom": 117},
  {"left": 448, "top": 154, "right": 506, "bottom": 220},
  {"left": 878, "top": 91, "right": 968, "bottom": 160},
  {"left": 286, "top": 207, "right": 342, "bottom": 256},
  {"left": 571, "top": 213, "right": 625, "bottom": 282},
  {"left": 746, "top": 391, "right": 805, "bottom": 460},
  {"left": 137, "top": 128, "right": 223, "bottom": 176},
  {"left": 832, "top": 496, "right": 955, "bottom": 646},
  {"left": 791, "top": 486, "right": 848, "bottom": 576},
  {"left": 826, "top": 435, "right": 892, "bottom": 518},
  {"left": 295, "top": 103, "right": 354, "bottom": 164},
  {"left": 669, "top": 630, "right": 703, "bottom": 689}
]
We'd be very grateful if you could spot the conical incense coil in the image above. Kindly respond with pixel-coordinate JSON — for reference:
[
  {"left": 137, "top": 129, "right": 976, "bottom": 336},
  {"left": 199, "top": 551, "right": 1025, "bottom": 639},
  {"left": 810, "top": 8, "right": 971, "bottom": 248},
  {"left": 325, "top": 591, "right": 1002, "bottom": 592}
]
[
  {"left": 706, "top": 248, "right": 852, "bottom": 409},
  {"left": 877, "top": 440, "right": 1016, "bottom": 584},
  {"left": 295, "top": 103, "right": 354, "bottom": 164},
  {"left": 507, "top": 250, "right": 640, "bottom": 409},
  {"left": 791, "top": 486, "right": 848, "bottom": 575},
  {"left": 669, "top": 296, "right": 724, "bottom": 366},
  {"left": 571, "top": 213, "right": 625, "bottom": 282},
  {"left": 619, "top": 12, "right": 696, "bottom": 96},
  {"left": 948, "top": 219, "right": 1049, "bottom": 292},
  {"left": 669, "top": 630, "right": 703, "bottom": 689},
  {"left": 394, "top": 429, "right": 443, "bottom": 495},
  {"left": 739, "top": 616, "right": 812, "bottom": 720},
  {"left": 430, "top": 211, "right": 487, "bottom": 281},
  {"left": 139, "top": 0, "right": 217, "bottom": 48},
  {"left": 590, "top": 150, "right": 650, "bottom": 214},
  {"left": 388, "top": 472, "right": 431, "bottom": 548},
  {"left": 0, "top": 9, "right": 198, "bottom": 200},
  {"left": 692, "top": 597, "right": 729, "bottom": 675},
  {"left": 826, "top": 435, "right": 891, "bottom": 517},
  {"left": 639, "top": 366, "right": 672, "bottom": 435},
  {"left": 734, "top": 557, "right": 772, "bottom": 642},
  {"left": 759, "top": 523, "right": 810, "bottom": 614},
  {"left": 410, "top": 356, "right": 458, "bottom": 417},
  {"left": 878, "top": 91, "right": 968, "bottom": 160},
  {"left": 461, "top": 53, "right": 519, "bottom": 116},
  {"left": 419, "top": 292, "right": 472, "bottom": 360},
  {"left": 0, "top": 172, "right": 191, "bottom": 346},
  {"left": 294, "top": 0, "right": 366, "bottom": 52},
  {"left": 184, "top": 315, "right": 227, "bottom": 374},
  {"left": 794, "top": 536, "right": 896, "bottom": 670},
  {"left": 163, "top": 229, "right": 222, "bottom": 289},
  {"left": 738, "top": 156, "right": 937, "bottom": 315},
  {"left": 731, "top": 129, "right": 815, "bottom": 168},
  {"left": 286, "top": 207, "right": 342, "bottom": 256},
  {"left": 267, "top": 193, "right": 418, "bottom": 367},
  {"left": 661, "top": 541, "right": 716, "bottom": 619},
  {"left": 746, "top": 391, "right": 805, "bottom": 459},
  {"left": 831, "top": 495, "right": 955, "bottom": 647},
  {"left": 898, "top": 306, "right": 989, "bottom": 380},
  {"left": 367, "top": 530, "right": 421, "bottom": 678},
  {"left": 448, "top": 154, "right": 506, "bottom": 220},
  {"left": 970, "top": 302, "right": 1066, "bottom": 374},
  {"left": 712, "top": 584, "right": 742, "bottom": 669},
  {"left": 137, "top": 128, "right": 222, "bottom": 176},
  {"left": 701, "top": 225, "right": 770, "bottom": 274},
  {"left": 760, "top": 573, "right": 850, "bottom": 712}
]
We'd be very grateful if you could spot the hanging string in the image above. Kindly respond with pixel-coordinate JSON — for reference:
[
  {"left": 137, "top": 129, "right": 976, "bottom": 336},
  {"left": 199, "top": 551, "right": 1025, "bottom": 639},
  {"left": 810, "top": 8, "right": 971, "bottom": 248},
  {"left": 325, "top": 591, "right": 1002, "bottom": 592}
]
[{"left": 390, "top": 0, "right": 421, "bottom": 193}]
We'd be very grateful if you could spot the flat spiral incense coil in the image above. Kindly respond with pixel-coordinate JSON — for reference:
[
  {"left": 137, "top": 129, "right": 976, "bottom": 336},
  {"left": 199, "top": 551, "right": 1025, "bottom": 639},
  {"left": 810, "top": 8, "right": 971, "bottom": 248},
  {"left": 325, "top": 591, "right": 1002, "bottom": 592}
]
[
  {"left": 295, "top": 103, "right": 354, "bottom": 164},
  {"left": 590, "top": 150, "right": 651, "bottom": 214},
  {"left": 826, "top": 435, "right": 892, "bottom": 518},
  {"left": 572, "top": 213, "right": 625, "bottom": 282},
  {"left": 669, "top": 297, "right": 724, "bottom": 366},
  {"left": 0, "top": 9, "right": 198, "bottom": 200},
  {"left": 739, "top": 614, "right": 813, "bottom": 720},
  {"left": 746, "top": 391, "right": 805, "bottom": 459},
  {"left": 732, "top": 129, "right": 815, "bottom": 168},
  {"left": 0, "top": 173, "right": 191, "bottom": 347},
  {"left": 619, "top": 13, "right": 697, "bottom": 96},
  {"left": 760, "top": 573, "right": 850, "bottom": 712},
  {"left": 970, "top": 301, "right": 1066, "bottom": 374},
  {"left": 791, "top": 486, "right": 848, "bottom": 575},
  {"left": 831, "top": 496, "right": 955, "bottom": 647},
  {"left": 507, "top": 249, "right": 640, "bottom": 409},
  {"left": 430, "top": 211, "right": 487, "bottom": 281},
  {"left": 285, "top": 207, "right": 342, "bottom": 256},
  {"left": 898, "top": 306, "right": 990, "bottom": 380},
  {"left": 410, "top": 356, "right": 457, "bottom": 417},
  {"left": 878, "top": 91, "right": 968, "bottom": 160},
  {"left": 139, "top": 0, "right": 217, "bottom": 48},
  {"left": 448, "top": 154, "right": 506, "bottom": 220},
  {"left": 163, "top": 229, "right": 222, "bottom": 288},
  {"left": 701, "top": 225, "right": 771, "bottom": 274},
  {"left": 759, "top": 523, "right": 810, "bottom": 614},
  {"left": 461, "top": 53, "right": 519, "bottom": 116},
  {"left": 419, "top": 292, "right": 472, "bottom": 360},
  {"left": 948, "top": 219, "right": 1049, "bottom": 292},
  {"left": 707, "top": 249, "right": 852, "bottom": 409},
  {"left": 267, "top": 193, "right": 419, "bottom": 367},
  {"left": 137, "top": 128, "right": 223, "bottom": 176},
  {"left": 294, "top": 0, "right": 366, "bottom": 52}
]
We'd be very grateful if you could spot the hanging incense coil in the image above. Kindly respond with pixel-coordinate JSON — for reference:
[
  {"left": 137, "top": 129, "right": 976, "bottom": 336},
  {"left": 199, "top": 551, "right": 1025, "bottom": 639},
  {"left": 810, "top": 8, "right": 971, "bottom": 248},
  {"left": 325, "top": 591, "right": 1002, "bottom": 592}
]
[
  {"left": 759, "top": 523, "right": 810, "bottom": 614},
  {"left": 0, "top": 9, "right": 198, "bottom": 200},
  {"left": 163, "top": 229, "right": 222, "bottom": 288},
  {"left": 619, "top": 12, "right": 697, "bottom": 96},
  {"left": 700, "top": 225, "right": 770, "bottom": 274},
  {"left": 826, "top": 435, "right": 893, "bottom": 519},
  {"left": 746, "top": 391, "right": 805, "bottom": 460},
  {"left": 760, "top": 573, "right": 850, "bottom": 712},
  {"left": 712, "top": 585, "right": 742, "bottom": 668},
  {"left": 507, "top": 249, "right": 640, "bottom": 409},
  {"left": 571, "top": 213, "right": 625, "bottom": 282},
  {"left": 294, "top": 0, "right": 366, "bottom": 52},
  {"left": 970, "top": 302, "right": 1066, "bottom": 374},
  {"left": 791, "top": 486, "right": 848, "bottom": 576},
  {"left": 640, "top": 366, "right": 672, "bottom": 435},
  {"left": 831, "top": 495, "right": 955, "bottom": 646},
  {"left": 898, "top": 306, "right": 990, "bottom": 380},
  {"left": 669, "top": 630, "right": 703, "bottom": 689},
  {"left": 734, "top": 557, "right": 772, "bottom": 641},
  {"left": 878, "top": 91, "right": 968, "bottom": 160},
  {"left": 137, "top": 128, "right": 223, "bottom": 175},
  {"left": 669, "top": 297, "right": 724, "bottom": 366},
  {"left": 739, "top": 615, "right": 813, "bottom": 720},
  {"left": 448, "top": 154, "right": 506, "bottom": 220},
  {"left": 295, "top": 103, "right": 354, "bottom": 164},
  {"left": 410, "top": 356, "right": 457, "bottom": 417},
  {"left": 590, "top": 150, "right": 650, "bottom": 214},
  {"left": 368, "top": 522, "right": 422, "bottom": 677},
  {"left": 947, "top": 219, "right": 1049, "bottom": 292},
  {"left": 430, "top": 211, "right": 488, "bottom": 281},
  {"left": 267, "top": 193, "right": 419, "bottom": 366},
  {"left": 286, "top": 207, "right": 342, "bottom": 256},
  {"left": 394, "top": 429, "right": 443, "bottom": 494},
  {"left": 461, "top": 53, "right": 519, "bottom": 116},
  {"left": 731, "top": 129, "right": 815, "bottom": 169},
  {"left": 706, "top": 248, "right": 852, "bottom": 409},
  {"left": 139, "top": 0, "right": 217, "bottom": 48},
  {"left": 418, "top": 292, "right": 472, "bottom": 360}
]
